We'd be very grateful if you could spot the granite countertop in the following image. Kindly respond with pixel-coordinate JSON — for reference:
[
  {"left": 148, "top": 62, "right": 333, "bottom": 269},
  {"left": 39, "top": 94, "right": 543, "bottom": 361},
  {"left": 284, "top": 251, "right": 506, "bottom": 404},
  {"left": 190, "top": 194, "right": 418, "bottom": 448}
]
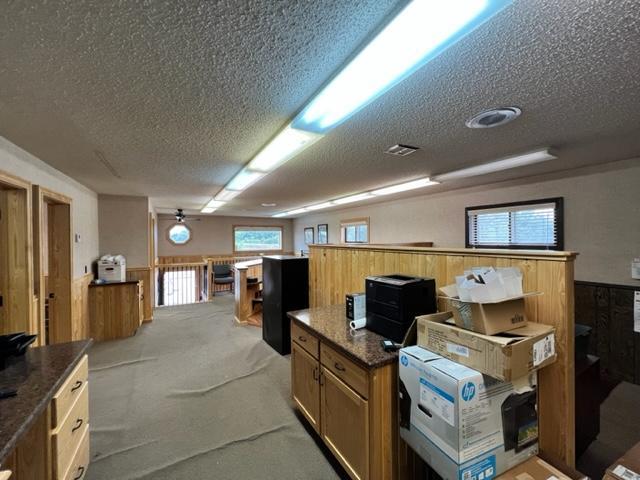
[
  {"left": 0, "top": 340, "right": 92, "bottom": 466},
  {"left": 287, "top": 305, "right": 397, "bottom": 369}
]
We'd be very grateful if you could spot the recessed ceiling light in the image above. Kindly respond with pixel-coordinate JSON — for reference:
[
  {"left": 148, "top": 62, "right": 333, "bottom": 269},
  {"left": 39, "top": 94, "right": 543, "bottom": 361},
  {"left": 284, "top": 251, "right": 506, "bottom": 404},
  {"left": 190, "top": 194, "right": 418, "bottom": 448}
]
[
  {"left": 201, "top": 207, "right": 216, "bottom": 213},
  {"left": 261, "top": 203, "right": 277, "bottom": 207},
  {"left": 466, "top": 107, "right": 521, "bottom": 129},
  {"left": 206, "top": 199, "right": 226, "bottom": 208},
  {"left": 226, "top": 168, "right": 265, "bottom": 191},
  {"left": 215, "top": 188, "right": 242, "bottom": 201}
]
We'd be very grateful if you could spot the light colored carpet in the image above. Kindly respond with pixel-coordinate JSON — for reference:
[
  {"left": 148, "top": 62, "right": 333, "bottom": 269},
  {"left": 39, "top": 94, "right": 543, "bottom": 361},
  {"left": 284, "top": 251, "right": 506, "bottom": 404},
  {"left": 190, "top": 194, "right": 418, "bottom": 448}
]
[
  {"left": 577, "top": 381, "right": 640, "bottom": 479},
  {"left": 86, "top": 298, "right": 343, "bottom": 480}
]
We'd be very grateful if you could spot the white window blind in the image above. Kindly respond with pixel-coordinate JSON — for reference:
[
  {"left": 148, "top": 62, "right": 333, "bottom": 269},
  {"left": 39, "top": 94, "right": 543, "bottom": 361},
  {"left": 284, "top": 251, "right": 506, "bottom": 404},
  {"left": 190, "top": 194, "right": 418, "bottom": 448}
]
[
  {"left": 466, "top": 199, "right": 563, "bottom": 249},
  {"left": 340, "top": 218, "right": 369, "bottom": 244}
]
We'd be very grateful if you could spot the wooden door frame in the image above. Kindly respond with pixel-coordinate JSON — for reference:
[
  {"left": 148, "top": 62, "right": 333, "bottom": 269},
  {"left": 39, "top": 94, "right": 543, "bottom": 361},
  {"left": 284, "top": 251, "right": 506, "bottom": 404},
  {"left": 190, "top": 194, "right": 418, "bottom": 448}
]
[
  {"left": 33, "top": 185, "right": 73, "bottom": 344},
  {"left": 0, "top": 170, "right": 34, "bottom": 338}
]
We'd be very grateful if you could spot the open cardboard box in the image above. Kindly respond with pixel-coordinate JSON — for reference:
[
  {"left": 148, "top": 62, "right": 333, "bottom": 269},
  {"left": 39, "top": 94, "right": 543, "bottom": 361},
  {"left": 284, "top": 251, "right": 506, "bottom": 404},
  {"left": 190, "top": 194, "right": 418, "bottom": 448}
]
[
  {"left": 496, "top": 454, "right": 589, "bottom": 480},
  {"left": 417, "top": 311, "right": 556, "bottom": 381},
  {"left": 438, "top": 283, "right": 542, "bottom": 335},
  {"left": 603, "top": 441, "right": 640, "bottom": 480}
]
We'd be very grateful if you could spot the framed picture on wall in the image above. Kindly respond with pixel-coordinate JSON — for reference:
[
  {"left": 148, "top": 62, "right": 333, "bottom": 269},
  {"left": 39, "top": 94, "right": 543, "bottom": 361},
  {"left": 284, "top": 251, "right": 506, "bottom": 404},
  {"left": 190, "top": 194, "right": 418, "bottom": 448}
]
[
  {"left": 304, "top": 227, "right": 314, "bottom": 245},
  {"left": 317, "top": 224, "right": 328, "bottom": 244}
]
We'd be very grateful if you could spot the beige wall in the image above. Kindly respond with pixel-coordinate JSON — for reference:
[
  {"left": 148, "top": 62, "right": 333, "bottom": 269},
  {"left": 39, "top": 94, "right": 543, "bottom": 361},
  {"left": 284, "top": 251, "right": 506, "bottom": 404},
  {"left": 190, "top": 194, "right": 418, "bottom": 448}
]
[
  {"left": 0, "top": 136, "right": 99, "bottom": 278},
  {"left": 98, "top": 194, "right": 150, "bottom": 267},
  {"left": 294, "top": 158, "right": 640, "bottom": 287},
  {"left": 157, "top": 215, "right": 294, "bottom": 257}
]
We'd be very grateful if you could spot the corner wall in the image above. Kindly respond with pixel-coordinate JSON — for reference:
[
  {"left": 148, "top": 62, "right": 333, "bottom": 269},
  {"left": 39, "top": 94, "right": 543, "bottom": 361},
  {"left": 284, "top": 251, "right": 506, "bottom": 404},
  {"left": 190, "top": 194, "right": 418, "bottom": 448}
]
[{"left": 294, "top": 158, "right": 640, "bottom": 286}]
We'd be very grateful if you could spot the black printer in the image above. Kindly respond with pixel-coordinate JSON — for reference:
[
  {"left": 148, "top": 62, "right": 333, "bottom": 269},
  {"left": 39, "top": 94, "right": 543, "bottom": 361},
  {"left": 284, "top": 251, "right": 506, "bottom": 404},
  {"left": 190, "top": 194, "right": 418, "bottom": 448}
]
[{"left": 365, "top": 274, "right": 436, "bottom": 343}]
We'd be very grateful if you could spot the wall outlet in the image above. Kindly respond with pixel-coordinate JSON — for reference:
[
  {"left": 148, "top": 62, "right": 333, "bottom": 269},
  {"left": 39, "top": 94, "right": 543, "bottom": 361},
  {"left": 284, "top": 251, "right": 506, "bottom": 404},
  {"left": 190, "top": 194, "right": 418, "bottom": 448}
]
[{"left": 75, "top": 233, "right": 81, "bottom": 243}]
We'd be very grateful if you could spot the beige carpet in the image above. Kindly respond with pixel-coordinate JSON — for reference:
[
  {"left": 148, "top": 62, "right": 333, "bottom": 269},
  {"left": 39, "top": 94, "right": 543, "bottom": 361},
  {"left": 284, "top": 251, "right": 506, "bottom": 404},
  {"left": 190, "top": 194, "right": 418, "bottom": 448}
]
[{"left": 86, "top": 297, "right": 345, "bottom": 479}]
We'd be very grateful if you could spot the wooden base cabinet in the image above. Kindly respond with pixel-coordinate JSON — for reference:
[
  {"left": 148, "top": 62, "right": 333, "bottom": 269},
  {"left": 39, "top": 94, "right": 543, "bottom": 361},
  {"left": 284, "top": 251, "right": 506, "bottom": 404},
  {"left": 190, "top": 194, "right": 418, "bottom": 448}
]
[{"left": 290, "top": 321, "right": 397, "bottom": 480}]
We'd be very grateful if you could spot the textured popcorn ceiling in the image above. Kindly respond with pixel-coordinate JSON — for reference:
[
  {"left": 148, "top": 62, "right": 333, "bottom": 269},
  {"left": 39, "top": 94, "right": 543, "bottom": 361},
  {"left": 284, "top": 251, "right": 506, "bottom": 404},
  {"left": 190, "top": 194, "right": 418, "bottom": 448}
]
[{"left": 1, "top": 0, "right": 639, "bottom": 217}]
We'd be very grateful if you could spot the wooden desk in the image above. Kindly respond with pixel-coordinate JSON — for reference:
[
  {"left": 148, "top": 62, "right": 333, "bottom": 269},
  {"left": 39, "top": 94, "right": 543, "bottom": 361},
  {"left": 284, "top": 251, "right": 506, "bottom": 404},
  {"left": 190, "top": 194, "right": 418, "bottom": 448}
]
[
  {"left": 89, "top": 280, "right": 143, "bottom": 341},
  {"left": 234, "top": 259, "right": 263, "bottom": 324},
  {"left": 0, "top": 341, "right": 92, "bottom": 480},
  {"left": 289, "top": 305, "right": 398, "bottom": 480}
]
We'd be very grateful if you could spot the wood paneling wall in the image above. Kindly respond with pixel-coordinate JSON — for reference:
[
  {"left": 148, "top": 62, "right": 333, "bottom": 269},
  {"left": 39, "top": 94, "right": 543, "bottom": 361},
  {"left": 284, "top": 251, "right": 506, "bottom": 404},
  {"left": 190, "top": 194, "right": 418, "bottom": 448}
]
[
  {"left": 71, "top": 273, "right": 92, "bottom": 341},
  {"left": 309, "top": 244, "right": 577, "bottom": 467},
  {"left": 575, "top": 281, "right": 640, "bottom": 384},
  {"left": 126, "top": 267, "right": 153, "bottom": 321}
]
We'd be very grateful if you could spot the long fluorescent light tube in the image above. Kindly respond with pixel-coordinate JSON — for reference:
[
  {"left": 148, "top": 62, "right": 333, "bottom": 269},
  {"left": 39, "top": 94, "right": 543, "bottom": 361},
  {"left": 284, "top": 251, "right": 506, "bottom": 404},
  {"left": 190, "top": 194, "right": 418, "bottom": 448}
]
[
  {"left": 201, "top": 207, "right": 216, "bottom": 213},
  {"left": 434, "top": 148, "right": 557, "bottom": 182},
  {"left": 226, "top": 168, "right": 265, "bottom": 191},
  {"left": 306, "top": 202, "right": 334, "bottom": 211},
  {"left": 247, "top": 125, "right": 322, "bottom": 172},
  {"left": 206, "top": 199, "right": 226, "bottom": 208},
  {"left": 292, "top": 0, "right": 511, "bottom": 133},
  {"left": 272, "top": 212, "right": 289, "bottom": 218},
  {"left": 333, "top": 193, "right": 373, "bottom": 205},
  {"left": 215, "top": 188, "right": 242, "bottom": 201},
  {"left": 287, "top": 208, "right": 308, "bottom": 215},
  {"left": 371, "top": 178, "right": 439, "bottom": 196}
]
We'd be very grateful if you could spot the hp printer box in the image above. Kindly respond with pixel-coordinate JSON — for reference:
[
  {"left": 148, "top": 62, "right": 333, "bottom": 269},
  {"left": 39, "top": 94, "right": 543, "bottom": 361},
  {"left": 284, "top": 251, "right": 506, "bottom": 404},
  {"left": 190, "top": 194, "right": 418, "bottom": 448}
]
[{"left": 399, "top": 346, "right": 538, "bottom": 480}]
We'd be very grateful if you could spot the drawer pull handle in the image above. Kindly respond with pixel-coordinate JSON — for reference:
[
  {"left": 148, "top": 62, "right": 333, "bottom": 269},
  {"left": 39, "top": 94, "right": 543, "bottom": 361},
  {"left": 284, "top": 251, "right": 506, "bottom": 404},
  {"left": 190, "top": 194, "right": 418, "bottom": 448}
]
[
  {"left": 298, "top": 335, "right": 307, "bottom": 342},
  {"left": 334, "top": 362, "right": 345, "bottom": 372},
  {"left": 71, "top": 380, "right": 83, "bottom": 392},
  {"left": 73, "top": 466, "right": 85, "bottom": 479},
  {"left": 72, "top": 418, "right": 84, "bottom": 433},
  {"left": 312, "top": 367, "right": 318, "bottom": 381}
]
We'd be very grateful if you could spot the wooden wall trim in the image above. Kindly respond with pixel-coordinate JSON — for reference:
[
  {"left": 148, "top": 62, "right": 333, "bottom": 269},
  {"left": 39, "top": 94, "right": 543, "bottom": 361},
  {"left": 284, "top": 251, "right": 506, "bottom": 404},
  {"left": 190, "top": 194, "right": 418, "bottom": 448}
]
[
  {"left": 310, "top": 244, "right": 577, "bottom": 261},
  {"left": 309, "top": 245, "right": 576, "bottom": 467}
]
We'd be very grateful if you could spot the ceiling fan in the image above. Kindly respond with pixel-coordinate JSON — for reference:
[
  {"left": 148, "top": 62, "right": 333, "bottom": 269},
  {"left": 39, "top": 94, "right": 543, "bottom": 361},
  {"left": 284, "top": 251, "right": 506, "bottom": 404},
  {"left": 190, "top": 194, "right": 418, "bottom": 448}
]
[{"left": 174, "top": 209, "right": 200, "bottom": 223}]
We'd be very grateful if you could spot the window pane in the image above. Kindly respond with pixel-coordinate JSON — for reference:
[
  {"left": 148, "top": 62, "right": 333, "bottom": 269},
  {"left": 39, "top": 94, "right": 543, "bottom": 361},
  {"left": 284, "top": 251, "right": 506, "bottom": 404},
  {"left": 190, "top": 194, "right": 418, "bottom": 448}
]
[
  {"left": 234, "top": 228, "right": 282, "bottom": 251},
  {"left": 475, "top": 212, "right": 510, "bottom": 245},
  {"left": 512, "top": 208, "right": 555, "bottom": 245},
  {"left": 169, "top": 224, "right": 191, "bottom": 244},
  {"left": 356, "top": 225, "right": 368, "bottom": 242},
  {"left": 345, "top": 226, "right": 356, "bottom": 242}
]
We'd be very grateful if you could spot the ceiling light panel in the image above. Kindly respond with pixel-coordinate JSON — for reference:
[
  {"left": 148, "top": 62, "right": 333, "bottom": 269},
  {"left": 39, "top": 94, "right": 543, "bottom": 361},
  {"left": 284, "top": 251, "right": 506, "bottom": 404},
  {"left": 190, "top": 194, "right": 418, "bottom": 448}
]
[
  {"left": 226, "top": 168, "right": 265, "bottom": 191},
  {"left": 371, "top": 178, "right": 439, "bottom": 196},
  {"left": 206, "top": 199, "right": 226, "bottom": 208},
  {"left": 306, "top": 202, "right": 334, "bottom": 211},
  {"left": 333, "top": 193, "right": 374, "bottom": 205},
  {"left": 215, "top": 188, "right": 242, "bottom": 201},
  {"left": 248, "top": 125, "right": 322, "bottom": 172},
  {"left": 292, "top": 0, "right": 511, "bottom": 133},
  {"left": 433, "top": 148, "right": 557, "bottom": 181},
  {"left": 201, "top": 207, "right": 216, "bottom": 213}
]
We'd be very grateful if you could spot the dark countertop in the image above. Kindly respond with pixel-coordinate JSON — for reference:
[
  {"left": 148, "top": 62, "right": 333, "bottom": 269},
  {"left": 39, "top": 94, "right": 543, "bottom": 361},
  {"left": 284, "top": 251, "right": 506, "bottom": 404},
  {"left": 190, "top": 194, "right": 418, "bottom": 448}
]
[
  {"left": 90, "top": 280, "right": 139, "bottom": 287},
  {"left": 0, "top": 340, "right": 92, "bottom": 466},
  {"left": 287, "top": 305, "right": 397, "bottom": 369}
]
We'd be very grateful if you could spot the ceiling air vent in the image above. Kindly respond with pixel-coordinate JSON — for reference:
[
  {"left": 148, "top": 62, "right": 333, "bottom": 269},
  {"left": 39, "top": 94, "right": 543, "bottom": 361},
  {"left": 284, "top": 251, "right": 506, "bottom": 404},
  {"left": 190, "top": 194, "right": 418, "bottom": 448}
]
[
  {"left": 385, "top": 144, "right": 419, "bottom": 156},
  {"left": 466, "top": 107, "right": 522, "bottom": 129}
]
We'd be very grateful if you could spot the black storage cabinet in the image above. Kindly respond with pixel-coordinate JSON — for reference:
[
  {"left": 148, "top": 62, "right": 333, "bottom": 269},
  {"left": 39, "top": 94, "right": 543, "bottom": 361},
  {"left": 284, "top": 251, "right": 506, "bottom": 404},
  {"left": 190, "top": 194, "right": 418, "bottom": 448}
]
[{"left": 262, "top": 255, "right": 309, "bottom": 355}]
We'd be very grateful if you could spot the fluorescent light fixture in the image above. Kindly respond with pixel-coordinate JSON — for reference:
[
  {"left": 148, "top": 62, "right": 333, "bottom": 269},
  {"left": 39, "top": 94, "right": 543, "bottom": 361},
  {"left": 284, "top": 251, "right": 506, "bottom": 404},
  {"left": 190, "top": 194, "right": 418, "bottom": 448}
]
[
  {"left": 433, "top": 148, "right": 557, "bottom": 182},
  {"left": 306, "top": 202, "right": 334, "bottom": 211},
  {"left": 215, "top": 188, "right": 242, "bottom": 201},
  {"left": 247, "top": 125, "right": 322, "bottom": 172},
  {"left": 371, "top": 177, "right": 439, "bottom": 196},
  {"left": 292, "top": 0, "right": 511, "bottom": 133},
  {"left": 226, "top": 168, "right": 265, "bottom": 191},
  {"left": 287, "top": 208, "right": 308, "bottom": 215},
  {"left": 272, "top": 212, "right": 289, "bottom": 218},
  {"left": 200, "top": 207, "right": 216, "bottom": 213},
  {"left": 206, "top": 199, "right": 226, "bottom": 208},
  {"left": 333, "top": 192, "right": 373, "bottom": 205}
]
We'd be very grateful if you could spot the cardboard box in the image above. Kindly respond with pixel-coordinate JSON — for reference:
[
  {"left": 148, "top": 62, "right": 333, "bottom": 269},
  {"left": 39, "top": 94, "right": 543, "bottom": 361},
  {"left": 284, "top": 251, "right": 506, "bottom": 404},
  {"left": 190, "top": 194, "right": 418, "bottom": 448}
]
[
  {"left": 439, "top": 284, "right": 541, "bottom": 335},
  {"left": 417, "top": 312, "right": 557, "bottom": 381},
  {"left": 399, "top": 346, "right": 539, "bottom": 480},
  {"left": 604, "top": 441, "right": 640, "bottom": 480},
  {"left": 496, "top": 455, "right": 588, "bottom": 480}
]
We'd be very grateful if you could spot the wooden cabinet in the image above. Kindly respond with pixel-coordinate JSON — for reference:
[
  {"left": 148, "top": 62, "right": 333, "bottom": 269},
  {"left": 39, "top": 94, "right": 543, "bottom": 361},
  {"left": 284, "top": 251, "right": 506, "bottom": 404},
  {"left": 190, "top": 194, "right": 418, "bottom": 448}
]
[
  {"left": 291, "top": 321, "right": 396, "bottom": 480},
  {"left": 89, "top": 281, "right": 143, "bottom": 341},
  {"left": 291, "top": 341, "right": 321, "bottom": 433}
]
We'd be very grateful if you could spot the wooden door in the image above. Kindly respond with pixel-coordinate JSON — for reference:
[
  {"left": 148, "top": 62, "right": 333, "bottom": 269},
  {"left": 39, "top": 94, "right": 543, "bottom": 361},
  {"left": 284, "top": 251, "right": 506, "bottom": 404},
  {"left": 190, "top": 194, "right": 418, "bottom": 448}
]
[
  {"left": 321, "top": 368, "right": 369, "bottom": 480},
  {"left": 291, "top": 341, "right": 320, "bottom": 433},
  {"left": 47, "top": 203, "right": 72, "bottom": 343}
]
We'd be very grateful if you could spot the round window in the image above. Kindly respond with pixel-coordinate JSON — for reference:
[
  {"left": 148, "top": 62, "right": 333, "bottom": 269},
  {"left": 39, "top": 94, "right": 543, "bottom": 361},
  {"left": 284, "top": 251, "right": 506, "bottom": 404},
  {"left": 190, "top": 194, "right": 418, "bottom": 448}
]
[{"left": 168, "top": 224, "right": 191, "bottom": 245}]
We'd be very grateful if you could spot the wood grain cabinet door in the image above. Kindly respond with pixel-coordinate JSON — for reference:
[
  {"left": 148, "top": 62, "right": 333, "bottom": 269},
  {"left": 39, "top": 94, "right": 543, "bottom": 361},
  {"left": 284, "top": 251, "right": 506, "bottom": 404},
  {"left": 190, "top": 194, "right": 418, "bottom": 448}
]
[
  {"left": 320, "top": 368, "right": 369, "bottom": 480},
  {"left": 291, "top": 341, "right": 320, "bottom": 433}
]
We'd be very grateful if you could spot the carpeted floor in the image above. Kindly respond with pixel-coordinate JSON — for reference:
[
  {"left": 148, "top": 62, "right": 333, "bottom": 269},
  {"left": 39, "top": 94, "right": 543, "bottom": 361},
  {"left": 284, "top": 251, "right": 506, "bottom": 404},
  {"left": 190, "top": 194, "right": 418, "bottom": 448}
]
[{"left": 86, "top": 297, "right": 344, "bottom": 480}]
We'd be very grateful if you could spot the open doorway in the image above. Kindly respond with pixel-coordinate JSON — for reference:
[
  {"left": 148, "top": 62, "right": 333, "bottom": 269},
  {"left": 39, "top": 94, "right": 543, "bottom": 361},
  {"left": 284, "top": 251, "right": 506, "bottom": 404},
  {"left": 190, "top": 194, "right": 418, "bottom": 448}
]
[
  {"left": 33, "top": 186, "right": 73, "bottom": 345},
  {"left": 0, "top": 172, "right": 33, "bottom": 338}
]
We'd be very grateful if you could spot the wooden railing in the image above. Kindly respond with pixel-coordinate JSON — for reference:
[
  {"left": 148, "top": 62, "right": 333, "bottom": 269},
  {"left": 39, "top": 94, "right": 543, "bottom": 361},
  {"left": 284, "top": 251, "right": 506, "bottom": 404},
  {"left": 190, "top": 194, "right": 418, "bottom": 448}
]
[{"left": 156, "top": 262, "right": 207, "bottom": 306}]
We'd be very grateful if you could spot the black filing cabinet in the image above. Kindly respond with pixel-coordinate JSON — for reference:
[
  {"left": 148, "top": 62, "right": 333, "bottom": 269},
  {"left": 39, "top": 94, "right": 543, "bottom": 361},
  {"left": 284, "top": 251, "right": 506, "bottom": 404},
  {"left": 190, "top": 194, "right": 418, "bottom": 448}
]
[{"left": 262, "top": 255, "right": 309, "bottom": 355}]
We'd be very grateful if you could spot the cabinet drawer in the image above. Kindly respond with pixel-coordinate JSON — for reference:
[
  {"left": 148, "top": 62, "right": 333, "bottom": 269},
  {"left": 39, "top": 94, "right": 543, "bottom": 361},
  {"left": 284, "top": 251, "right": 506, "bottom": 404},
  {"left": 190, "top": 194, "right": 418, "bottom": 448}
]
[
  {"left": 52, "top": 355, "right": 88, "bottom": 428},
  {"left": 321, "top": 343, "right": 369, "bottom": 399},
  {"left": 53, "top": 384, "right": 89, "bottom": 478},
  {"left": 61, "top": 425, "right": 90, "bottom": 480},
  {"left": 291, "top": 322, "right": 319, "bottom": 359}
]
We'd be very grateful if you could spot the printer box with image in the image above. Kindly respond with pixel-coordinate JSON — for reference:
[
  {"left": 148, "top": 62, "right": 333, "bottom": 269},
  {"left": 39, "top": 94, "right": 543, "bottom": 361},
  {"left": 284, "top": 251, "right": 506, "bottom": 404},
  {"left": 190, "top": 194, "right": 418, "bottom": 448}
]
[
  {"left": 399, "top": 346, "right": 539, "bottom": 480},
  {"left": 416, "top": 312, "right": 557, "bottom": 382}
]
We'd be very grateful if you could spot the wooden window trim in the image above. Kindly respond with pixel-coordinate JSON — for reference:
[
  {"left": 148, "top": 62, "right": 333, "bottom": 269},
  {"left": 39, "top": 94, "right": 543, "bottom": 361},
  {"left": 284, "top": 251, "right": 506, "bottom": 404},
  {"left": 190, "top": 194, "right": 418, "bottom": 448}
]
[{"left": 232, "top": 224, "right": 284, "bottom": 254}]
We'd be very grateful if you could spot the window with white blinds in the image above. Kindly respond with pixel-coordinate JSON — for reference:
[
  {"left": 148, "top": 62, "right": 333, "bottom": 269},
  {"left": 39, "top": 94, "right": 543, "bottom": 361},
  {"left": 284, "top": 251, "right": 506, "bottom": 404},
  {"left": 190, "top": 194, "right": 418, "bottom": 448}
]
[
  {"left": 340, "top": 217, "right": 369, "bottom": 244},
  {"left": 466, "top": 198, "right": 563, "bottom": 250}
]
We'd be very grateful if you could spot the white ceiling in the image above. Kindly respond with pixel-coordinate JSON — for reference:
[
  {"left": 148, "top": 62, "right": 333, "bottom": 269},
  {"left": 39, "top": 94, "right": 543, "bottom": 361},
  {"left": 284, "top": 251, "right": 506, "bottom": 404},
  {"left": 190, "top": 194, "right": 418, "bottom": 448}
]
[{"left": 1, "top": 0, "right": 639, "bottom": 217}]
